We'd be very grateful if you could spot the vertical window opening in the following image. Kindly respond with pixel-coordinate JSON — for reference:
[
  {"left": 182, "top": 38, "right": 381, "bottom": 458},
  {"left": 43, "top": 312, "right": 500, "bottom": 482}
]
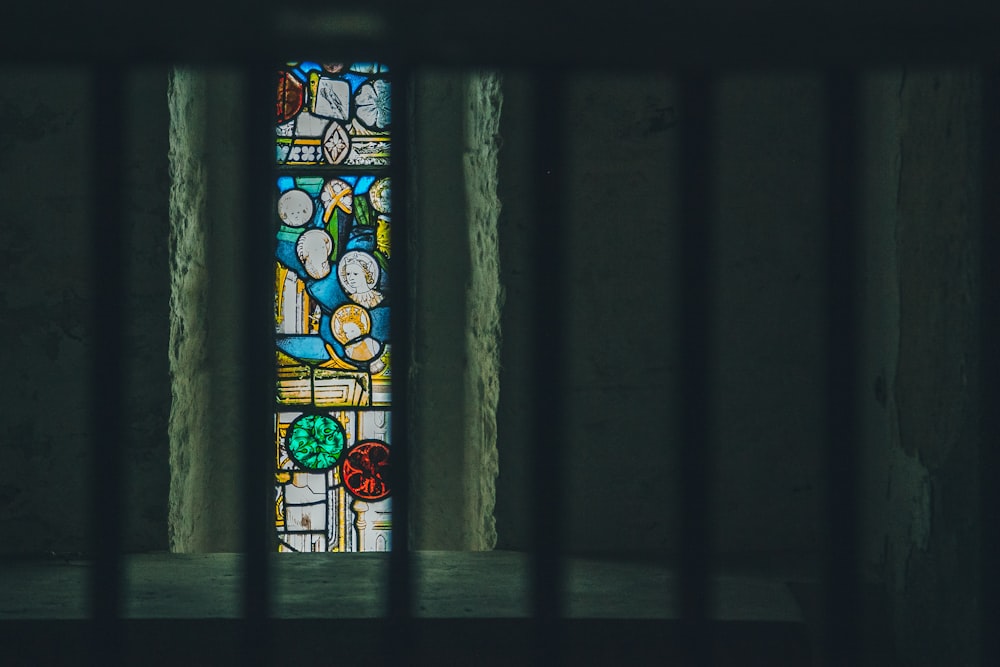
[{"left": 273, "top": 61, "right": 393, "bottom": 552}]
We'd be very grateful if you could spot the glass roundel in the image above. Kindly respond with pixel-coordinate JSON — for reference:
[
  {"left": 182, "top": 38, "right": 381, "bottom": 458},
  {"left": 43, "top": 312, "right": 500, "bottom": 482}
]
[
  {"left": 341, "top": 440, "right": 391, "bottom": 501},
  {"left": 286, "top": 413, "right": 346, "bottom": 471}
]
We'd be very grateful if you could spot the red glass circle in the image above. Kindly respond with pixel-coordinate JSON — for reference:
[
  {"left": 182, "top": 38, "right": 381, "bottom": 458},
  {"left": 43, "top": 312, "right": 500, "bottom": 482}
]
[{"left": 341, "top": 440, "right": 391, "bottom": 501}]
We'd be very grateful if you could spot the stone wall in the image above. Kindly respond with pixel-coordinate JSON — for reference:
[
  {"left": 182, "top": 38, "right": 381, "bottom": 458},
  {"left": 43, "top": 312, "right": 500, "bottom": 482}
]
[
  {"left": 496, "top": 72, "right": 828, "bottom": 557},
  {"left": 461, "top": 73, "right": 503, "bottom": 550},
  {"left": 860, "top": 68, "right": 982, "bottom": 667},
  {"left": 410, "top": 71, "right": 502, "bottom": 550},
  {"left": 167, "top": 68, "right": 246, "bottom": 552},
  {"left": 165, "top": 68, "right": 504, "bottom": 552},
  {"left": 0, "top": 66, "right": 171, "bottom": 555},
  {"left": 0, "top": 62, "right": 988, "bottom": 666}
]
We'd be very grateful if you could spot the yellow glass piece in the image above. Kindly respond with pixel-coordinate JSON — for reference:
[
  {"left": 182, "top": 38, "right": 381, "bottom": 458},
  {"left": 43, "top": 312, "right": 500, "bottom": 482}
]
[{"left": 376, "top": 216, "right": 391, "bottom": 257}]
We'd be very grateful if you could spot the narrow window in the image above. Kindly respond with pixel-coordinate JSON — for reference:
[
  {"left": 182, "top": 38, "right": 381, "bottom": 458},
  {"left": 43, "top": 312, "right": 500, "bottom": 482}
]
[{"left": 273, "top": 61, "right": 392, "bottom": 552}]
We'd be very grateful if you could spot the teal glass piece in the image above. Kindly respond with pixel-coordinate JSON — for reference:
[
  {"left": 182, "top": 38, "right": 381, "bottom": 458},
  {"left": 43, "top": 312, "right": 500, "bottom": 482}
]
[{"left": 286, "top": 414, "right": 346, "bottom": 471}]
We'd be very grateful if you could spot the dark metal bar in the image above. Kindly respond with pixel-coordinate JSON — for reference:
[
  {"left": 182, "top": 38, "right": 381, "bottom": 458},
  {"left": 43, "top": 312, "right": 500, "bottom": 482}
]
[
  {"left": 822, "top": 69, "right": 862, "bottom": 667},
  {"left": 530, "top": 68, "right": 568, "bottom": 666},
  {"left": 386, "top": 56, "right": 415, "bottom": 664},
  {"left": 980, "top": 67, "right": 1000, "bottom": 667},
  {"left": 677, "top": 71, "right": 717, "bottom": 667},
  {"left": 240, "top": 58, "right": 276, "bottom": 666},
  {"left": 89, "top": 60, "right": 126, "bottom": 667}
]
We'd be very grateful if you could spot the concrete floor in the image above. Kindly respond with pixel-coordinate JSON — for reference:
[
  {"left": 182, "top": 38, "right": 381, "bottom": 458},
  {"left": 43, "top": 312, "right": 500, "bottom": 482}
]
[
  {"left": 0, "top": 550, "right": 802, "bottom": 620},
  {"left": 0, "top": 551, "right": 814, "bottom": 665}
]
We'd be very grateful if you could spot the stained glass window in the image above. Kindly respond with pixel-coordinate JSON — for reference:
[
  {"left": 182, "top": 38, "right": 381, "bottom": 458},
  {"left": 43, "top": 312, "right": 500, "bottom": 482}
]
[{"left": 274, "top": 61, "right": 392, "bottom": 552}]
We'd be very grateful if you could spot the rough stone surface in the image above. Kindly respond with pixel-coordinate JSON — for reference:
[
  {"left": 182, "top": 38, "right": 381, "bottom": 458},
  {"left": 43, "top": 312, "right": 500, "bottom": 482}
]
[
  {"left": 462, "top": 72, "right": 503, "bottom": 550},
  {"left": 167, "top": 70, "right": 211, "bottom": 552},
  {"left": 411, "top": 71, "right": 503, "bottom": 550},
  {"left": 167, "top": 68, "right": 245, "bottom": 552}
]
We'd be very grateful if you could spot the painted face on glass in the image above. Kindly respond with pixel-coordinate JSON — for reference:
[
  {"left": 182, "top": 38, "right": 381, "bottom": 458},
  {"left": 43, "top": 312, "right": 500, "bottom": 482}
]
[
  {"left": 343, "top": 261, "right": 366, "bottom": 294},
  {"left": 296, "top": 229, "right": 333, "bottom": 279},
  {"left": 342, "top": 321, "right": 362, "bottom": 341},
  {"left": 337, "top": 250, "right": 383, "bottom": 308}
]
